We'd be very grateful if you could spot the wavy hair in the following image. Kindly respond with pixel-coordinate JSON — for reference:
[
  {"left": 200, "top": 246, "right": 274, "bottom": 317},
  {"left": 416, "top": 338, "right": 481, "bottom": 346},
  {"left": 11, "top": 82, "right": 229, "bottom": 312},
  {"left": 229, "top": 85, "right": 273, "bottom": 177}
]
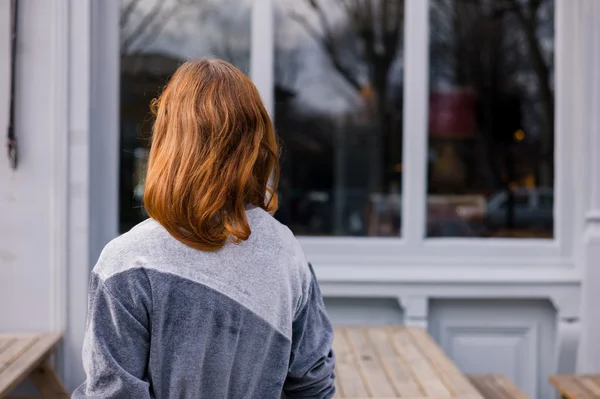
[{"left": 144, "top": 59, "right": 280, "bottom": 251}]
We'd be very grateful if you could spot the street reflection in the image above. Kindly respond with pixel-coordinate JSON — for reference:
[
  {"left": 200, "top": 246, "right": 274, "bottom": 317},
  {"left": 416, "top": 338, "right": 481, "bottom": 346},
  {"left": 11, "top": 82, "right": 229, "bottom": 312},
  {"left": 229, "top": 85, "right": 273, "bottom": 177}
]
[{"left": 427, "top": 0, "right": 555, "bottom": 238}]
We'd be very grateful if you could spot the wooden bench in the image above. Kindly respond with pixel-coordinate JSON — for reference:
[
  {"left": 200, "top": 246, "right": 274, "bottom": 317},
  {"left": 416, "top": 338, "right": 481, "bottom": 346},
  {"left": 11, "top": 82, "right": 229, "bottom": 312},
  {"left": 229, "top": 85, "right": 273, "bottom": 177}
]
[
  {"left": 468, "top": 374, "right": 530, "bottom": 399},
  {"left": 549, "top": 374, "right": 600, "bottom": 399},
  {"left": 0, "top": 333, "right": 68, "bottom": 398},
  {"left": 333, "top": 326, "right": 484, "bottom": 398}
]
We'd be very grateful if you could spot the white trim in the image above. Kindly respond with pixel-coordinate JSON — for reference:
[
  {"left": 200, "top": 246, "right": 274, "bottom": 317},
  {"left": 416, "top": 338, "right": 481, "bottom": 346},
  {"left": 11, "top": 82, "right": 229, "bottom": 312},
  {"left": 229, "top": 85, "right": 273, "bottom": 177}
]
[
  {"left": 299, "top": 236, "right": 567, "bottom": 267},
  {"left": 89, "top": 0, "right": 119, "bottom": 265},
  {"left": 563, "top": 0, "right": 586, "bottom": 269},
  {"left": 579, "top": 0, "right": 600, "bottom": 373},
  {"left": 316, "top": 264, "right": 579, "bottom": 284},
  {"left": 49, "top": 0, "right": 69, "bottom": 335},
  {"left": 554, "top": 0, "right": 577, "bottom": 259},
  {"left": 402, "top": 0, "right": 429, "bottom": 246},
  {"left": 63, "top": 0, "right": 92, "bottom": 390},
  {"left": 250, "top": 0, "right": 273, "bottom": 118}
]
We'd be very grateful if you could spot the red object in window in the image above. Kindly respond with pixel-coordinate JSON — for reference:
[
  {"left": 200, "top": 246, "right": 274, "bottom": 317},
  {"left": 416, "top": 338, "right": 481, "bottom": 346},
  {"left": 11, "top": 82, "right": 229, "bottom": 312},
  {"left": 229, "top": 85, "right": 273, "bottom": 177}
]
[{"left": 429, "top": 89, "right": 477, "bottom": 139}]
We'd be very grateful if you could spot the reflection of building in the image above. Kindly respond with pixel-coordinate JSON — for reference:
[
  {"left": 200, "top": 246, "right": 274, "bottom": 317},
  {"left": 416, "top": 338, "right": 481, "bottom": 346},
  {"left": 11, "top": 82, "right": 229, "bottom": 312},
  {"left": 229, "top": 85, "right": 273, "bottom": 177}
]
[{"left": 3, "top": 2, "right": 600, "bottom": 398}]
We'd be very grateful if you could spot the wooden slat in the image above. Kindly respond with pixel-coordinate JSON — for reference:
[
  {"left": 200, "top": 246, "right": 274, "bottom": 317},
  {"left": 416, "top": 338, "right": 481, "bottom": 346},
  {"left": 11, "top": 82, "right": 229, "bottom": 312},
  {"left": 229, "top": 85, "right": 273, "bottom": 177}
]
[
  {"left": 469, "top": 374, "right": 530, "bottom": 399},
  {"left": 0, "top": 333, "right": 62, "bottom": 397},
  {"left": 579, "top": 376, "right": 600, "bottom": 397},
  {"left": 345, "top": 328, "right": 397, "bottom": 398},
  {"left": 550, "top": 375, "right": 600, "bottom": 399},
  {"left": 469, "top": 375, "right": 510, "bottom": 399},
  {"left": 408, "top": 328, "right": 483, "bottom": 397},
  {"left": 494, "top": 375, "right": 529, "bottom": 399},
  {"left": 390, "top": 328, "right": 452, "bottom": 398},
  {"left": 0, "top": 336, "right": 38, "bottom": 373},
  {"left": 333, "top": 326, "right": 485, "bottom": 398},
  {"left": 0, "top": 338, "right": 16, "bottom": 359},
  {"left": 550, "top": 375, "right": 594, "bottom": 399},
  {"left": 333, "top": 329, "right": 370, "bottom": 398},
  {"left": 367, "top": 328, "right": 423, "bottom": 397}
]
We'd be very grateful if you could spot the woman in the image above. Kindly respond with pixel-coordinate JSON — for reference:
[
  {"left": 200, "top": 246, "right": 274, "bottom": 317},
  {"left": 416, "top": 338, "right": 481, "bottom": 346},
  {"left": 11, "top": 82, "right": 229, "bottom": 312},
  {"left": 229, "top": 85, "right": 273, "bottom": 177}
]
[{"left": 74, "top": 59, "right": 335, "bottom": 399}]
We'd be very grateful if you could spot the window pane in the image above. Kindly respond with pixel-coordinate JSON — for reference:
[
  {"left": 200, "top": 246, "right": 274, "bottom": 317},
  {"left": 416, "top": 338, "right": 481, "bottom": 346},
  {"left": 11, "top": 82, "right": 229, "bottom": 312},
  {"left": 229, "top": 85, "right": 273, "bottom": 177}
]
[
  {"left": 427, "top": 0, "right": 554, "bottom": 238},
  {"left": 119, "top": 0, "right": 250, "bottom": 233},
  {"left": 274, "top": 0, "right": 405, "bottom": 236}
]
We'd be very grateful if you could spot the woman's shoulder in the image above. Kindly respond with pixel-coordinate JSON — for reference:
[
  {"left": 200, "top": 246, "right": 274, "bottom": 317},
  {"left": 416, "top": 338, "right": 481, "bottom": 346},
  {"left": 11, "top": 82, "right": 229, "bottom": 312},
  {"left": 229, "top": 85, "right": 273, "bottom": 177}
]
[
  {"left": 246, "top": 208, "right": 312, "bottom": 277},
  {"left": 92, "top": 218, "right": 165, "bottom": 281}
]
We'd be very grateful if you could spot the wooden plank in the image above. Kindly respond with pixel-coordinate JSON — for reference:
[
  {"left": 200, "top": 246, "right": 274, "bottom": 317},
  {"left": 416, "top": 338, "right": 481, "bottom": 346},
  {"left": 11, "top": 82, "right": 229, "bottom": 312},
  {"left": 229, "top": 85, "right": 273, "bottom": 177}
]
[
  {"left": 333, "top": 329, "right": 369, "bottom": 398},
  {"left": 0, "top": 333, "right": 62, "bottom": 397},
  {"left": 0, "top": 336, "right": 38, "bottom": 373},
  {"left": 493, "top": 375, "right": 529, "bottom": 399},
  {"left": 345, "top": 328, "right": 397, "bottom": 398},
  {"left": 332, "top": 326, "right": 484, "bottom": 398},
  {"left": 390, "top": 327, "right": 452, "bottom": 398},
  {"left": 407, "top": 327, "right": 483, "bottom": 398},
  {"left": 0, "top": 338, "right": 16, "bottom": 359},
  {"left": 550, "top": 375, "right": 595, "bottom": 399},
  {"left": 469, "top": 374, "right": 530, "bottom": 399},
  {"left": 470, "top": 374, "right": 511, "bottom": 399},
  {"left": 367, "top": 328, "right": 423, "bottom": 397},
  {"left": 579, "top": 376, "right": 600, "bottom": 397}
]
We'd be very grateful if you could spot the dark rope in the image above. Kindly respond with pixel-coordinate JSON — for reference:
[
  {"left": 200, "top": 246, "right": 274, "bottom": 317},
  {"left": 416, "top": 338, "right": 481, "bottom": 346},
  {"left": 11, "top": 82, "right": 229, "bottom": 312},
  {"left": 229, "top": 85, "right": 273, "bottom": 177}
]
[{"left": 7, "top": 0, "right": 18, "bottom": 169}]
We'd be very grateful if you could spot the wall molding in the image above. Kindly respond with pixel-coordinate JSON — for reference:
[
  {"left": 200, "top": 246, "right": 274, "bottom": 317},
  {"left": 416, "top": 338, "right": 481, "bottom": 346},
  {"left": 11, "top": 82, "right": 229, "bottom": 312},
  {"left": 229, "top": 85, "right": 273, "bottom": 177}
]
[
  {"left": 578, "top": 0, "right": 600, "bottom": 373},
  {"left": 315, "top": 264, "right": 580, "bottom": 284},
  {"left": 49, "top": 0, "right": 70, "bottom": 335},
  {"left": 399, "top": 296, "right": 429, "bottom": 329}
]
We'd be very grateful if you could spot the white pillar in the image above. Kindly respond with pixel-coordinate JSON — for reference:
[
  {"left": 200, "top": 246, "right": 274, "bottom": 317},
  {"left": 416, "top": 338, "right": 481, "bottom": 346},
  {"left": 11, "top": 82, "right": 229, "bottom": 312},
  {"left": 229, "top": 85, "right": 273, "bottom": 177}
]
[
  {"left": 578, "top": 0, "right": 600, "bottom": 373},
  {"left": 250, "top": 0, "right": 274, "bottom": 119}
]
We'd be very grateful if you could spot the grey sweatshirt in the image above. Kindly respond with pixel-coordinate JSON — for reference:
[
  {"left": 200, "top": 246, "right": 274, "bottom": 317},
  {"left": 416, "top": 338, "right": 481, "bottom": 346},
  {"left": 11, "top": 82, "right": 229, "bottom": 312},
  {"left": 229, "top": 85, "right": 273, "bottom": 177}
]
[{"left": 73, "top": 207, "right": 335, "bottom": 399}]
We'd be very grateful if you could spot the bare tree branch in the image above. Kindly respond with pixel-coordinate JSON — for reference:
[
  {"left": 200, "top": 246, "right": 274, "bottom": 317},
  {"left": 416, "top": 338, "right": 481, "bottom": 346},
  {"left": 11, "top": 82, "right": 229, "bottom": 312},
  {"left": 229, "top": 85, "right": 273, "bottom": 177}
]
[
  {"left": 121, "top": 0, "right": 143, "bottom": 28},
  {"left": 289, "top": 10, "right": 362, "bottom": 91},
  {"left": 507, "top": 0, "right": 554, "bottom": 143},
  {"left": 133, "top": 4, "right": 183, "bottom": 53},
  {"left": 122, "top": 0, "right": 167, "bottom": 52}
]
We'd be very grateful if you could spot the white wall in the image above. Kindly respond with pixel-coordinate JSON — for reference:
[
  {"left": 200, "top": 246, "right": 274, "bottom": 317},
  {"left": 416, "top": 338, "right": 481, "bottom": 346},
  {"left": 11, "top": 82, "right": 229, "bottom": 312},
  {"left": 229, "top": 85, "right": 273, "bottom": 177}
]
[
  {"left": 0, "top": 0, "right": 59, "bottom": 332},
  {"left": 0, "top": 0, "right": 117, "bottom": 393}
]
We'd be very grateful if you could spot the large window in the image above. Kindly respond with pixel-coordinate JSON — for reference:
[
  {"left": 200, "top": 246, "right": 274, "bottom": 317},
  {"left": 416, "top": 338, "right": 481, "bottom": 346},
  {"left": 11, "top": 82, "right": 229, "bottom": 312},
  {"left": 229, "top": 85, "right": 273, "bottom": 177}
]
[
  {"left": 427, "top": 0, "right": 555, "bottom": 238},
  {"left": 117, "top": 0, "right": 560, "bottom": 254},
  {"left": 119, "top": 0, "right": 250, "bottom": 232},
  {"left": 274, "top": 0, "right": 405, "bottom": 236}
]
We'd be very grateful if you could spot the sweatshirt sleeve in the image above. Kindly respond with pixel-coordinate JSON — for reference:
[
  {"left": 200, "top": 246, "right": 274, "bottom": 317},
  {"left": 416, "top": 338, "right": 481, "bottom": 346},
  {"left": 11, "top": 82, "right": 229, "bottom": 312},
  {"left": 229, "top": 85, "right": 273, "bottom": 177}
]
[
  {"left": 283, "top": 263, "right": 336, "bottom": 399},
  {"left": 72, "top": 271, "right": 152, "bottom": 399}
]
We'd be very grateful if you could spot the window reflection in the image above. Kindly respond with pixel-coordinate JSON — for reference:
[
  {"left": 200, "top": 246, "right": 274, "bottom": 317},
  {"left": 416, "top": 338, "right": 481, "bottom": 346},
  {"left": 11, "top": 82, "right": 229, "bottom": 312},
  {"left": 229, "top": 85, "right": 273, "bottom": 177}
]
[
  {"left": 274, "top": 0, "right": 405, "bottom": 236},
  {"left": 119, "top": 0, "right": 250, "bottom": 233},
  {"left": 428, "top": 0, "right": 554, "bottom": 238}
]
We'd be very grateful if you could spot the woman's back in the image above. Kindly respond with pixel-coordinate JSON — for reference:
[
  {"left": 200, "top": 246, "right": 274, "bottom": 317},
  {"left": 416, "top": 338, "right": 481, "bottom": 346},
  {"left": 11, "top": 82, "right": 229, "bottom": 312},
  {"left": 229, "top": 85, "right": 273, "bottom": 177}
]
[
  {"left": 75, "top": 208, "right": 335, "bottom": 398},
  {"left": 74, "top": 59, "right": 335, "bottom": 398}
]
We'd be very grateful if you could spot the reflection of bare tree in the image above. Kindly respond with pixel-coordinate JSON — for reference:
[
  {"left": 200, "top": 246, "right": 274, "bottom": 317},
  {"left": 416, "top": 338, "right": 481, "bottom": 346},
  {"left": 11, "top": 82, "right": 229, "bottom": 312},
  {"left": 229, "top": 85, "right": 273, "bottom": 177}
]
[
  {"left": 120, "top": 0, "right": 195, "bottom": 54},
  {"left": 508, "top": 0, "right": 554, "bottom": 185},
  {"left": 431, "top": 0, "right": 554, "bottom": 186},
  {"left": 431, "top": 0, "right": 554, "bottom": 230},
  {"left": 203, "top": 0, "right": 251, "bottom": 73},
  {"left": 290, "top": 0, "right": 404, "bottom": 192}
]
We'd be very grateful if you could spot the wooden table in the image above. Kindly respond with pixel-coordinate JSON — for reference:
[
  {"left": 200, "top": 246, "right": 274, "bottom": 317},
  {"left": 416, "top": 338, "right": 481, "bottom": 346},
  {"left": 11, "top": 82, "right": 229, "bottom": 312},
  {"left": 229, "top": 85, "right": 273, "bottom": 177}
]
[
  {"left": 0, "top": 333, "right": 68, "bottom": 398},
  {"left": 333, "top": 326, "right": 484, "bottom": 398},
  {"left": 550, "top": 375, "right": 600, "bottom": 399}
]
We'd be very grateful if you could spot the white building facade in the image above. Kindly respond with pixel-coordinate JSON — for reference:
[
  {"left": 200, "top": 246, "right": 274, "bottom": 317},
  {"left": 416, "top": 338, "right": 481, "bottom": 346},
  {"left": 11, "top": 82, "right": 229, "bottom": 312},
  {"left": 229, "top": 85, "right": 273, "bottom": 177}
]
[{"left": 1, "top": 1, "right": 600, "bottom": 398}]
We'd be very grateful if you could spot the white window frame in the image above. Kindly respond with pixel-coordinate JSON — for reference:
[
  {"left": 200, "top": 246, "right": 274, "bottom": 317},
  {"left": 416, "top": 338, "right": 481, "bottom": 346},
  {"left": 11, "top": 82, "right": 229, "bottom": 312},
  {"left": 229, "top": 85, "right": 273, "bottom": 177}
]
[{"left": 251, "top": 0, "right": 577, "bottom": 269}]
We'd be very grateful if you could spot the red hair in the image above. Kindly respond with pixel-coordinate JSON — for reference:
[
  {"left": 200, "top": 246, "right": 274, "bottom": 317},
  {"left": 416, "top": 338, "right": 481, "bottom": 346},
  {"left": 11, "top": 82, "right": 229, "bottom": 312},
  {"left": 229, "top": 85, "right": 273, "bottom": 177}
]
[{"left": 144, "top": 59, "right": 279, "bottom": 251}]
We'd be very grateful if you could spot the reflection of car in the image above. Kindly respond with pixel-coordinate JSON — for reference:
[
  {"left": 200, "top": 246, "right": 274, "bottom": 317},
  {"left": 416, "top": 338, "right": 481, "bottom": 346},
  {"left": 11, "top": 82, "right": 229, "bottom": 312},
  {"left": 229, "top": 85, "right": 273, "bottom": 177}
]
[
  {"left": 427, "top": 218, "right": 479, "bottom": 237},
  {"left": 485, "top": 188, "right": 553, "bottom": 230},
  {"left": 427, "top": 199, "right": 479, "bottom": 237}
]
